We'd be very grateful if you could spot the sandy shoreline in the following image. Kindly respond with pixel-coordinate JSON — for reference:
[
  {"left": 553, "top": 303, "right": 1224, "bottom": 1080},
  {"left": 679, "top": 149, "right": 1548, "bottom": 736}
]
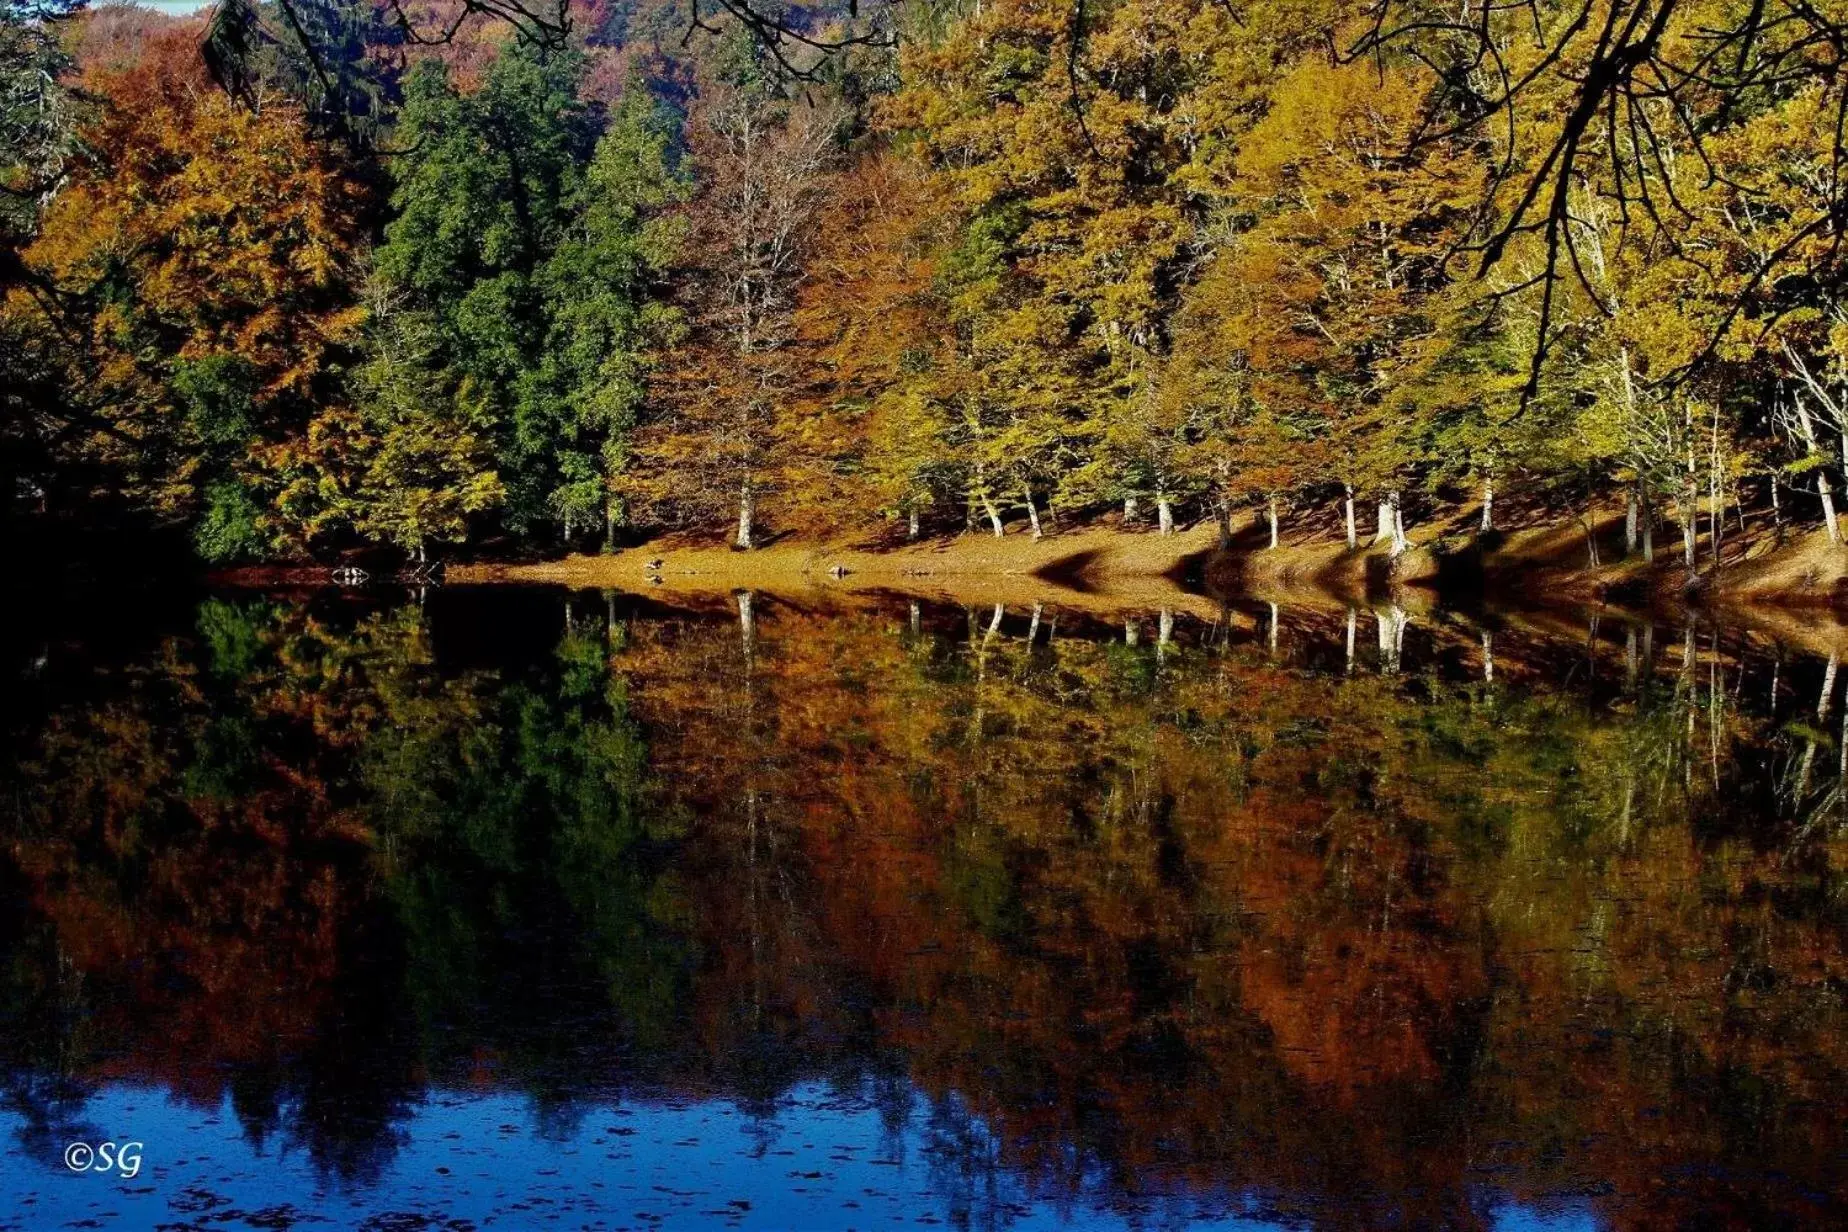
[{"left": 208, "top": 503, "right": 1848, "bottom": 652}]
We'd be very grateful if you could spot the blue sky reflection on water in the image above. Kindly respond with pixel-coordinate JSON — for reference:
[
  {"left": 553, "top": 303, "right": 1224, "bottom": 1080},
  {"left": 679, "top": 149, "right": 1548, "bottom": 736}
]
[{"left": 0, "top": 1079, "right": 1599, "bottom": 1230}]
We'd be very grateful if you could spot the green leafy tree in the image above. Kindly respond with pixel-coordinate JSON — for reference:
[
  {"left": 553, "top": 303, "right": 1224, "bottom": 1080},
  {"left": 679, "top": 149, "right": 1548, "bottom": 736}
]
[
  {"left": 377, "top": 47, "right": 680, "bottom": 547},
  {"left": 534, "top": 90, "right": 687, "bottom": 548},
  {"left": 375, "top": 44, "right": 591, "bottom": 535}
]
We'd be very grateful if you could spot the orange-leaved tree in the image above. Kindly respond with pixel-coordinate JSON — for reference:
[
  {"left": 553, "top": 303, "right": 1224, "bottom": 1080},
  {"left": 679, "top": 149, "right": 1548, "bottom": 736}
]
[
  {"left": 6, "top": 28, "right": 369, "bottom": 559},
  {"left": 624, "top": 80, "right": 841, "bottom": 549}
]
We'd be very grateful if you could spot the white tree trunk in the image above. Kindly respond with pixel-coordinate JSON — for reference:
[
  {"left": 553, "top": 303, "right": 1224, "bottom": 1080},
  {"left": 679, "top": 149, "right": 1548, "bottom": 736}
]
[
  {"left": 1267, "top": 496, "right": 1279, "bottom": 550},
  {"left": 1794, "top": 396, "right": 1839, "bottom": 543},
  {"left": 1390, "top": 490, "right": 1407, "bottom": 557},
  {"left": 1709, "top": 466, "right": 1722, "bottom": 568},
  {"left": 1625, "top": 488, "right": 1639, "bottom": 556},
  {"left": 1710, "top": 407, "right": 1724, "bottom": 568},
  {"left": 1023, "top": 487, "right": 1042, "bottom": 539},
  {"left": 1481, "top": 630, "right": 1494, "bottom": 683},
  {"left": 1376, "top": 500, "right": 1393, "bottom": 545},
  {"left": 1345, "top": 607, "right": 1356, "bottom": 675},
  {"left": 1343, "top": 485, "right": 1357, "bottom": 550},
  {"left": 1480, "top": 479, "right": 1494, "bottom": 533},
  {"left": 1157, "top": 495, "right": 1174, "bottom": 536},
  {"left": 1820, "top": 651, "right": 1838, "bottom": 722},
  {"left": 907, "top": 507, "right": 920, "bottom": 541},
  {"left": 1123, "top": 496, "right": 1138, "bottom": 523},
  {"left": 981, "top": 492, "right": 1004, "bottom": 537},
  {"left": 734, "top": 479, "right": 755, "bottom": 550}
]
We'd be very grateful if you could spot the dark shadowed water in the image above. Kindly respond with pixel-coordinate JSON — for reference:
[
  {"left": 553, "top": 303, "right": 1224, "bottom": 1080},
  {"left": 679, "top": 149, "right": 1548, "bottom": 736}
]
[{"left": 1, "top": 585, "right": 1843, "bottom": 1230}]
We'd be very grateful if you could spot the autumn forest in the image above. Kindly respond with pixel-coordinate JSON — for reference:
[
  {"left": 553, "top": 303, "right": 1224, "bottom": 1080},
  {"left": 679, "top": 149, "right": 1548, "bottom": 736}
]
[{"left": 11, "top": 0, "right": 1848, "bottom": 574}]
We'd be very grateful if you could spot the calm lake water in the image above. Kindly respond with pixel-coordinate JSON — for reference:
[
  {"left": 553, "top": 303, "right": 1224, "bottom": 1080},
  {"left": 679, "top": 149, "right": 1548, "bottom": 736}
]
[{"left": 1, "top": 584, "right": 1843, "bottom": 1229}]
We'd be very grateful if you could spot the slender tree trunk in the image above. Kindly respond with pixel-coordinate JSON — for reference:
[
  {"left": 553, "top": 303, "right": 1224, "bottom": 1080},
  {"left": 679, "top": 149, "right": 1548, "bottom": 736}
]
[
  {"left": 1267, "top": 602, "right": 1279, "bottom": 657},
  {"left": 1820, "top": 650, "right": 1838, "bottom": 723},
  {"left": 1022, "top": 486, "right": 1042, "bottom": 539},
  {"left": 1343, "top": 484, "right": 1357, "bottom": 550},
  {"left": 1642, "top": 490, "right": 1655, "bottom": 562},
  {"left": 1710, "top": 404, "right": 1723, "bottom": 570},
  {"left": 1390, "top": 490, "right": 1407, "bottom": 558},
  {"left": 735, "top": 478, "right": 755, "bottom": 550},
  {"left": 1682, "top": 403, "right": 1699, "bottom": 577},
  {"left": 1480, "top": 478, "right": 1494, "bottom": 533},
  {"left": 978, "top": 487, "right": 1004, "bottom": 537},
  {"left": 1267, "top": 495, "right": 1279, "bottom": 550},
  {"left": 1157, "top": 607, "right": 1173, "bottom": 661},
  {"left": 1839, "top": 428, "right": 1848, "bottom": 540},
  {"left": 1481, "top": 630, "right": 1494, "bottom": 683},
  {"left": 1157, "top": 494, "right": 1174, "bottom": 536},
  {"left": 1625, "top": 487, "right": 1639, "bottom": 556},
  {"left": 1027, "top": 601, "right": 1042, "bottom": 645},
  {"left": 1215, "top": 461, "right": 1232, "bottom": 549},
  {"left": 1794, "top": 396, "right": 1839, "bottom": 543},
  {"left": 1709, "top": 469, "right": 1721, "bottom": 568},
  {"left": 1345, "top": 607, "right": 1356, "bottom": 675},
  {"left": 605, "top": 501, "right": 617, "bottom": 553},
  {"left": 1376, "top": 500, "right": 1393, "bottom": 545},
  {"left": 907, "top": 507, "right": 921, "bottom": 541}
]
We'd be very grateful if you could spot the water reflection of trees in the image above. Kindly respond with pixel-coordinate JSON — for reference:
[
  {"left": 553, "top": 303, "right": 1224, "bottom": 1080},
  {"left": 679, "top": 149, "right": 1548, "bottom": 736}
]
[{"left": 1, "top": 592, "right": 1844, "bottom": 1226}]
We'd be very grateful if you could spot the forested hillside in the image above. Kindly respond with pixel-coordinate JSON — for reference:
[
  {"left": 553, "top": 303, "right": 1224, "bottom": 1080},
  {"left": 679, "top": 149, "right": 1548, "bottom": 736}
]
[{"left": 7, "top": 0, "right": 1848, "bottom": 577}]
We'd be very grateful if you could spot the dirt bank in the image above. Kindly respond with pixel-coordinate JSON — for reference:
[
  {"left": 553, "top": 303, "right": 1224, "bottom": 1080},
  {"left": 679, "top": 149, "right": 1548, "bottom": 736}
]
[
  {"left": 1214, "top": 497, "right": 1848, "bottom": 612},
  {"left": 447, "top": 523, "right": 1232, "bottom": 619},
  {"left": 448, "top": 508, "right": 1845, "bottom": 603},
  {"left": 271, "top": 497, "right": 1848, "bottom": 636}
]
